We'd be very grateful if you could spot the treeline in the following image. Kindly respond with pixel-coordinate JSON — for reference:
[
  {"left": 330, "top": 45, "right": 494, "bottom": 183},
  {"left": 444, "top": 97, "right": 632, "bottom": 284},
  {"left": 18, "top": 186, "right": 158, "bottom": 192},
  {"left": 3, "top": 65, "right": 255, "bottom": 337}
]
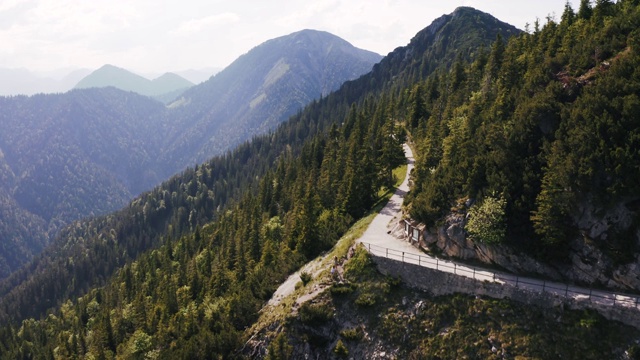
[
  {"left": 0, "top": 88, "right": 168, "bottom": 278},
  {"left": 406, "top": 0, "right": 640, "bottom": 259},
  {"left": 0, "top": 103, "right": 320, "bottom": 323},
  {"left": 0, "top": 95, "right": 405, "bottom": 359}
]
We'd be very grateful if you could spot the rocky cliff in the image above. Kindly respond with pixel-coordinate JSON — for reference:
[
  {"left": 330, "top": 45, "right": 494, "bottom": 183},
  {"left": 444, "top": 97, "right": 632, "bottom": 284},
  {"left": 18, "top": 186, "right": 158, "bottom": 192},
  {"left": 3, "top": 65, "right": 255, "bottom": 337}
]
[{"left": 419, "top": 198, "right": 640, "bottom": 292}]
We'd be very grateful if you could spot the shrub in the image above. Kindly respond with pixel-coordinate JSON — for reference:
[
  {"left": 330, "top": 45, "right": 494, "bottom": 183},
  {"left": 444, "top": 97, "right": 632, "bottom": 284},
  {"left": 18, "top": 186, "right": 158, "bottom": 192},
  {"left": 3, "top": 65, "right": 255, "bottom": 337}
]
[
  {"left": 465, "top": 194, "right": 507, "bottom": 244},
  {"left": 340, "top": 326, "right": 364, "bottom": 342},
  {"left": 355, "top": 292, "right": 376, "bottom": 307},
  {"left": 300, "top": 271, "right": 312, "bottom": 286},
  {"left": 333, "top": 339, "right": 349, "bottom": 358},
  {"left": 331, "top": 283, "right": 355, "bottom": 296},
  {"left": 299, "top": 302, "right": 333, "bottom": 325}
]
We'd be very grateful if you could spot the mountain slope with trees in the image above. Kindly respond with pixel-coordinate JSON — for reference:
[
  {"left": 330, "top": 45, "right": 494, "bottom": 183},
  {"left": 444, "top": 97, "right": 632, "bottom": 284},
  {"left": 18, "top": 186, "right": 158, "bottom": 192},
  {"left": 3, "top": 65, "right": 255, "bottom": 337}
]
[
  {"left": 404, "top": 0, "right": 640, "bottom": 289},
  {"left": 161, "top": 29, "right": 383, "bottom": 172},
  {"left": 0, "top": 88, "right": 168, "bottom": 278},
  {"left": 0, "top": 30, "right": 381, "bottom": 280},
  {"left": 0, "top": 7, "right": 525, "bottom": 358}
]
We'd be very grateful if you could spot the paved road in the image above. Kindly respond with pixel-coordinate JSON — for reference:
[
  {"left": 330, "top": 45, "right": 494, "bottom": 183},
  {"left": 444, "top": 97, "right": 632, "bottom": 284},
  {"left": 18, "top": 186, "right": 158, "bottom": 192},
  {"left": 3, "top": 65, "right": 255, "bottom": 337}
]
[
  {"left": 356, "top": 144, "right": 418, "bottom": 255},
  {"left": 358, "top": 145, "right": 640, "bottom": 311}
]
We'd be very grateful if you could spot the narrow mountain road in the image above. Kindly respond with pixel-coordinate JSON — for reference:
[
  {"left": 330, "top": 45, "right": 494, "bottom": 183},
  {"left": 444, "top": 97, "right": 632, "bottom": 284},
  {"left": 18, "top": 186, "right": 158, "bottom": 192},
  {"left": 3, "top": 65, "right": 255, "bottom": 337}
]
[
  {"left": 267, "top": 144, "right": 640, "bottom": 312},
  {"left": 356, "top": 144, "right": 417, "bottom": 254},
  {"left": 359, "top": 144, "right": 640, "bottom": 311}
]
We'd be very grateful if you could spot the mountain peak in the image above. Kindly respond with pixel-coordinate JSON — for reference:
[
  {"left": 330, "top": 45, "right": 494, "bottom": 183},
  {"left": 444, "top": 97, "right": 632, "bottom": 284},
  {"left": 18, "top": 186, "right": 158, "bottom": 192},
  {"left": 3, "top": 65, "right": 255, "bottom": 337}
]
[
  {"left": 74, "top": 65, "right": 193, "bottom": 99},
  {"left": 164, "top": 29, "right": 382, "bottom": 169}
]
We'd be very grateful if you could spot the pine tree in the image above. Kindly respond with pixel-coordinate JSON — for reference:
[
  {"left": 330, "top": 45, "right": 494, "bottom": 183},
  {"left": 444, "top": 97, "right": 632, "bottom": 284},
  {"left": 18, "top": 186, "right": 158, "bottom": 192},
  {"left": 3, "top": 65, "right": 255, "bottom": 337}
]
[{"left": 578, "top": 0, "right": 593, "bottom": 19}]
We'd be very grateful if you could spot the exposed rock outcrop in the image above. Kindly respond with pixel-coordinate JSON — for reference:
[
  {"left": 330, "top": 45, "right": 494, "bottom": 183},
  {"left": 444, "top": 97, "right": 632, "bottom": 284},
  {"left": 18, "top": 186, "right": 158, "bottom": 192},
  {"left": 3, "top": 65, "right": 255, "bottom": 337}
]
[{"left": 419, "top": 199, "right": 640, "bottom": 292}]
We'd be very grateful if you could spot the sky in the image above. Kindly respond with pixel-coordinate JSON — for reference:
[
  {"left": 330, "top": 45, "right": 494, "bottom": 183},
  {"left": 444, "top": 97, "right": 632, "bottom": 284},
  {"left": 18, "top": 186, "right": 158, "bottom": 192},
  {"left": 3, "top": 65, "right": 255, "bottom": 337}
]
[{"left": 0, "top": 0, "right": 578, "bottom": 75}]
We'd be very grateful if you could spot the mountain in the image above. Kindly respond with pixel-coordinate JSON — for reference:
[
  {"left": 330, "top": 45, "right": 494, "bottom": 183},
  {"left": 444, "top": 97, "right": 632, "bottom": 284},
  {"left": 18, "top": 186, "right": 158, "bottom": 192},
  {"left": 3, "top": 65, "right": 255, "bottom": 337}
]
[
  {"left": 74, "top": 64, "right": 194, "bottom": 101},
  {"left": 0, "top": 68, "right": 91, "bottom": 96},
  {"left": 162, "top": 29, "right": 383, "bottom": 171},
  {"left": 0, "top": 88, "right": 169, "bottom": 278},
  {"left": 404, "top": 2, "right": 640, "bottom": 288},
  {"left": 2, "top": 3, "right": 639, "bottom": 357},
  {"left": 0, "top": 6, "right": 527, "bottom": 355},
  {"left": 0, "top": 30, "right": 382, "bottom": 279}
]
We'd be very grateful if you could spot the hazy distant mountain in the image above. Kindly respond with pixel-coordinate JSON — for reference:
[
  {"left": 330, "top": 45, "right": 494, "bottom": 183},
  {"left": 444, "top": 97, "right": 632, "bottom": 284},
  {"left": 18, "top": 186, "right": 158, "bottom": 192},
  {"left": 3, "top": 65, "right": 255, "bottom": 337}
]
[
  {"left": 0, "top": 88, "right": 168, "bottom": 278},
  {"left": 163, "top": 29, "right": 382, "bottom": 170},
  {"left": 74, "top": 64, "right": 194, "bottom": 101},
  {"left": 0, "top": 68, "right": 91, "bottom": 96},
  {"left": 0, "top": 30, "right": 380, "bottom": 277}
]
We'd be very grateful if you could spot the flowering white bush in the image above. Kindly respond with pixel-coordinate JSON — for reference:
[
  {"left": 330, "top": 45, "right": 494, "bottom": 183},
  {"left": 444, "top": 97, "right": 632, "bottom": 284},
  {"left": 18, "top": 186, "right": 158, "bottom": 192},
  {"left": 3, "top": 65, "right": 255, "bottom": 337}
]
[{"left": 465, "top": 195, "right": 507, "bottom": 244}]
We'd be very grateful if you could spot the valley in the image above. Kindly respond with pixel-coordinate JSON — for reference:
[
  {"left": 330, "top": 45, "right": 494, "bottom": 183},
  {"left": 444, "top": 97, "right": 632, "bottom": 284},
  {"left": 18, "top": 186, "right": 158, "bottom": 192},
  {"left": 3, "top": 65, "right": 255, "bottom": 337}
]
[
  {"left": 1, "top": 2, "right": 640, "bottom": 358},
  {"left": 0, "top": 30, "right": 380, "bottom": 279}
]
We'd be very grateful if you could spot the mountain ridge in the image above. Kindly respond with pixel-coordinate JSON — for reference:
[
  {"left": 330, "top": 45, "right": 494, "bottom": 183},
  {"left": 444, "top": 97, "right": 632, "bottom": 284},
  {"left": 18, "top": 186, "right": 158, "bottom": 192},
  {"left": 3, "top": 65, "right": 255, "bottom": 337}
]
[
  {"left": 161, "top": 29, "right": 383, "bottom": 171},
  {"left": 0, "top": 29, "right": 382, "bottom": 279},
  {"left": 74, "top": 64, "right": 194, "bottom": 101},
  {"left": 0, "top": 6, "right": 519, "bottom": 324}
]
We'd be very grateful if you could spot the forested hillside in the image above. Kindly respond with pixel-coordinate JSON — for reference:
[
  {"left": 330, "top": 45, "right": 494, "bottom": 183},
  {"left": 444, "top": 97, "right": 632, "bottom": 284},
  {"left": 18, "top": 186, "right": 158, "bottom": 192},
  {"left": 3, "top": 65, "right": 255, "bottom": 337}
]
[
  {"left": 0, "top": 30, "right": 380, "bottom": 279},
  {"left": 0, "top": 85, "right": 407, "bottom": 360},
  {"left": 404, "top": 0, "right": 640, "bottom": 288},
  {"left": 161, "top": 29, "right": 383, "bottom": 172},
  {"left": 0, "top": 88, "right": 168, "bottom": 278},
  {"left": 0, "top": 7, "right": 522, "bottom": 359}
]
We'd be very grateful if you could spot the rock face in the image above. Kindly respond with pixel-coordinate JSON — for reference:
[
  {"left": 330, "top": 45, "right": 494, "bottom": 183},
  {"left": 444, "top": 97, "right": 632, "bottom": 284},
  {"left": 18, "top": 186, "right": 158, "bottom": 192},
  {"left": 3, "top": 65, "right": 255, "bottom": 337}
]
[{"left": 420, "top": 199, "right": 640, "bottom": 292}]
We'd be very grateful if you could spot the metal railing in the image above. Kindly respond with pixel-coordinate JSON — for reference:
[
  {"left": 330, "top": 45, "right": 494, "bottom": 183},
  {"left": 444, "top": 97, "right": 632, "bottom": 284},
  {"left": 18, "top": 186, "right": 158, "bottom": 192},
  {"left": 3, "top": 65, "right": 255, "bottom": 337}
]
[{"left": 361, "top": 242, "right": 640, "bottom": 310}]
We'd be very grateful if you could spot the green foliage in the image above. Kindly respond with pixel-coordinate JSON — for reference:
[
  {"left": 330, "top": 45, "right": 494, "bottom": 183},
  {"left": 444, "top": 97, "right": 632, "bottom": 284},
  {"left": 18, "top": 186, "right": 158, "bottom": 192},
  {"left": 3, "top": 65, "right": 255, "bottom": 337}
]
[
  {"left": 339, "top": 326, "right": 364, "bottom": 342},
  {"left": 465, "top": 195, "right": 507, "bottom": 244},
  {"left": 300, "top": 271, "right": 312, "bottom": 286},
  {"left": 355, "top": 292, "right": 377, "bottom": 307},
  {"left": 299, "top": 302, "right": 333, "bottom": 326},
  {"left": 266, "top": 333, "right": 293, "bottom": 360},
  {"left": 406, "top": 2, "right": 640, "bottom": 258},
  {"left": 330, "top": 283, "right": 356, "bottom": 296},
  {"left": 333, "top": 339, "right": 349, "bottom": 358}
]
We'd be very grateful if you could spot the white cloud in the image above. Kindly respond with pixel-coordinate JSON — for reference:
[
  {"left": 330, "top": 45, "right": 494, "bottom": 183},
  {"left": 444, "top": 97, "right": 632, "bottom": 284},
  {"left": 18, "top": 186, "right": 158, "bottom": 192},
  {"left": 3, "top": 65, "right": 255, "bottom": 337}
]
[
  {"left": 171, "top": 12, "right": 240, "bottom": 35},
  {"left": 0, "top": 0, "right": 581, "bottom": 74}
]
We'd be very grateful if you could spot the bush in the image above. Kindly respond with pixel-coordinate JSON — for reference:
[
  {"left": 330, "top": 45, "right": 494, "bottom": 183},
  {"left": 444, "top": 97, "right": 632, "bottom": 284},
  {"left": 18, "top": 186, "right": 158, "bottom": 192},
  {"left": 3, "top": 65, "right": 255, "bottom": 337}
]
[
  {"left": 300, "top": 271, "right": 312, "bottom": 286},
  {"left": 340, "top": 326, "right": 364, "bottom": 342},
  {"left": 465, "top": 194, "right": 507, "bottom": 244},
  {"left": 299, "top": 302, "right": 333, "bottom": 325},
  {"left": 333, "top": 339, "right": 349, "bottom": 358},
  {"left": 330, "top": 283, "right": 355, "bottom": 296},
  {"left": 355, "top": 292, "right": 377, "bottom": 307}
]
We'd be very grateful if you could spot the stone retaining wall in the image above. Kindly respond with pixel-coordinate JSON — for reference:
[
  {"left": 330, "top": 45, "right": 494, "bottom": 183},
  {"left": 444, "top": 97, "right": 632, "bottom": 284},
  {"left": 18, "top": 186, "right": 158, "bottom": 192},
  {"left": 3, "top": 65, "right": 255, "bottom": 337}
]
[{"left": 371, "top": 254, "right": 640, "bottom": 329}]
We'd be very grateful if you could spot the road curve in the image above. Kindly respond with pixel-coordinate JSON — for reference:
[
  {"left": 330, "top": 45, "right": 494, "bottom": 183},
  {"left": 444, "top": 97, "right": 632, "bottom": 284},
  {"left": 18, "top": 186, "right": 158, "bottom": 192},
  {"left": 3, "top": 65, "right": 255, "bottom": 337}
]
[{"left": 358, "top": 144, "right": 640, "bottom": 311}]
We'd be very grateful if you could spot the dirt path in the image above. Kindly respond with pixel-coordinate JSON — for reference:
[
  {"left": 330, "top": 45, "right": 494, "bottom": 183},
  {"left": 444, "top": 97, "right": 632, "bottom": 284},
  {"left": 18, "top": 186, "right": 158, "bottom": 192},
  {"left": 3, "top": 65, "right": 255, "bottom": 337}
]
[{"left": 267, "top": 256, "right": 327, "bottom": 307}]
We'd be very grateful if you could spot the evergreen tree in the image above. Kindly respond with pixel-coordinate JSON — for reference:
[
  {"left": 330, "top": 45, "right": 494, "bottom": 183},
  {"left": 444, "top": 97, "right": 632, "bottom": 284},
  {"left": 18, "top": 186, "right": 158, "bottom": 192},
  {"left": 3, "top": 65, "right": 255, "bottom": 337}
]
[{"left": 578, "top": 0, "right": 593, "bottom": 19}]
